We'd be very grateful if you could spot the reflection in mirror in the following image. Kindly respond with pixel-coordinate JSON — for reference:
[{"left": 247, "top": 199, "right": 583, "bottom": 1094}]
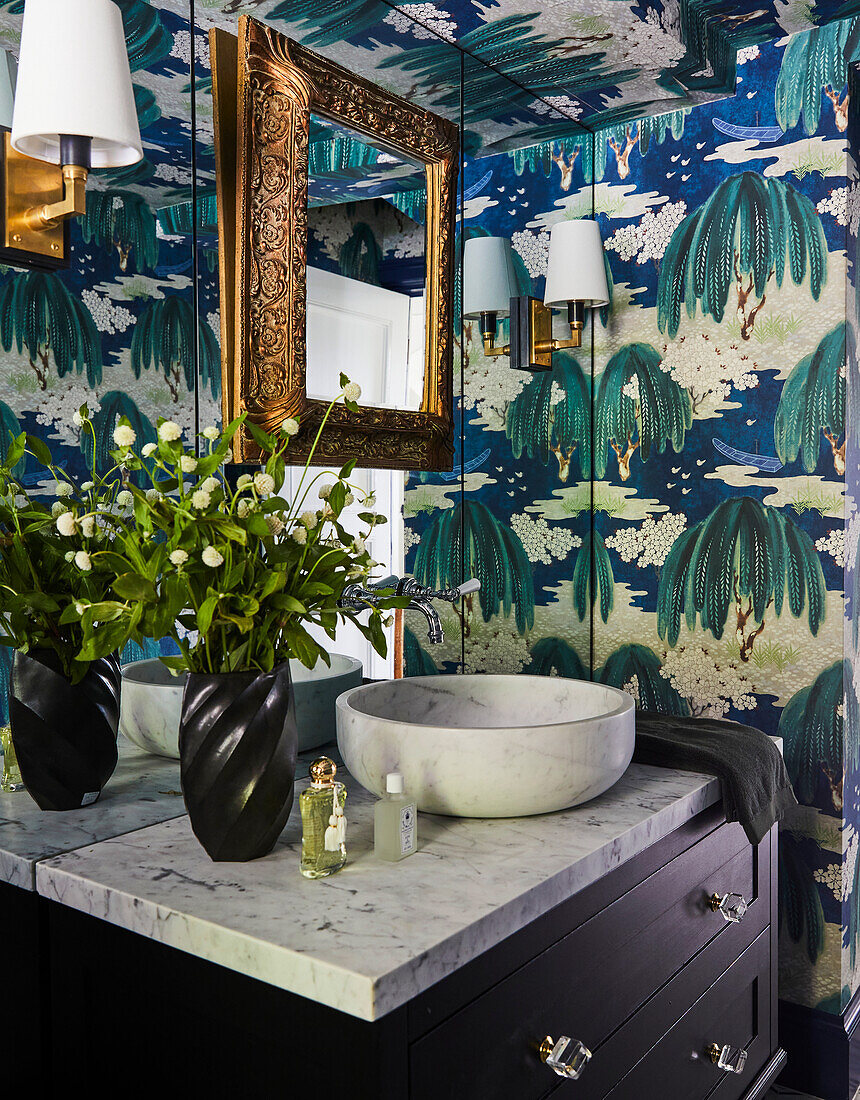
[{"left": 306, "top": 113, "right": 427, "bottom": 412}]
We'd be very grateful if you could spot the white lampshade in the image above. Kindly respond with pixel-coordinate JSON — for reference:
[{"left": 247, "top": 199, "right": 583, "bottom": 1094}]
[
  {"left": 463, "top": 236, "right": 518, "bottom": 319},
  {"left": 11, "top": 0, "right": 142, "bottom": 168},
  {"left": 544, "top": 220, "right": 610, "bottom": 309},
  {"left": 0, "top": 50, "right": 17, "bottom": 131}
]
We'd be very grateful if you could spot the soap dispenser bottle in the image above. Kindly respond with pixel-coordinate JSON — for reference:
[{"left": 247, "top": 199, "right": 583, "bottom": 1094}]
[
  {"left": 300, "top": 757, "right": 347, "bottom": 879},
  {"left": 374, "top": 772, "right": 417, "bottom": 862}
]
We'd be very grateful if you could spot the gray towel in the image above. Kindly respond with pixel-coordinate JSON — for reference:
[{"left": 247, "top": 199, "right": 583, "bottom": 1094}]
[{"left": 632, "top": 711, "right": 798, "bottom": 845}]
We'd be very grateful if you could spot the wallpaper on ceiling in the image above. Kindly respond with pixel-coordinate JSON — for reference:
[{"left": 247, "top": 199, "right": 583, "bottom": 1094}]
[
  {"left": 165, "top": 0, "right": 860, "bottom": 150},
  {"left": 401, "top": 27, "right": 858, "bottom": 1014},
  {"left": 0, "top": 1, "right": 212, "bottom": 717}
]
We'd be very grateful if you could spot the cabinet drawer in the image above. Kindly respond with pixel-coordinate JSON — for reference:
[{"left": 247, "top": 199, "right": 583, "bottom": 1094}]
[
  {"left": 410, "top": 822, "right": 768, "bottom": 1100},
  {"left": 598, "top": 929, "right": 771, "bottom": 1100}
]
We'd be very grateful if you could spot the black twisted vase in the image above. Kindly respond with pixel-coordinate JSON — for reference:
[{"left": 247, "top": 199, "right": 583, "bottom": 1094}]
[
  {"left": 9, "top": 650, "right": 121, "bottom": 811},
  {"left": 179, "top": 664, "right": 298, "bottom": 862}
]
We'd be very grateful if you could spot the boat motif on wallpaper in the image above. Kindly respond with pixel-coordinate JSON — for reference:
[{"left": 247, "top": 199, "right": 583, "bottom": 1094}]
[
  {"left": 712, "top": 118, "right": 783, "bottom": 142},
  {"left": 657, "top": 172, "right": 828, "bottom": 341},
  {"left": 657, "top": 496, "right": 825, "bottom": 663},
  {"left": 712, "top": 437, "right": 784, "bottom": 472}
]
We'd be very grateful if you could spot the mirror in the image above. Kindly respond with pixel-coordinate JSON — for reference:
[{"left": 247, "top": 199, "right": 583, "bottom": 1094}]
[
  {"left": 305, "top": 114, "right": 427, "bottom": 413},
  {"left": 210, "top": 16, "right": 458, "bottom": 471}
]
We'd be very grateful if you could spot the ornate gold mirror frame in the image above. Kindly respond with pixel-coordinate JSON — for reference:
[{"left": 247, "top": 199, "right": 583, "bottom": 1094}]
[{"left": 210, "top": 17, "right": 459, "bottom": 470}]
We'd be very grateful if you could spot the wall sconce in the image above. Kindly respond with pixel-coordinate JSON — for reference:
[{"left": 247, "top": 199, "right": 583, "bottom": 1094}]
[
  {"left": 3, "top": 0, "right": 142, "bottom": 269},
  {"left": 463, "top": 221, "right": 610, "bottom": 372}
]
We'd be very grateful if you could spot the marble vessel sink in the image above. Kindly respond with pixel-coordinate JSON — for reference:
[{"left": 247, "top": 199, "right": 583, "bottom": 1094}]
[
  {"left": 336, "top": 675, "right": 635, "bottom": 817},
  {"left": 120, "top": 655, "right": 363, "bottom": 758}
]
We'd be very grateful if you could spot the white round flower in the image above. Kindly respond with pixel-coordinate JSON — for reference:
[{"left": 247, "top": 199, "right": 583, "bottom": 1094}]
[
  {"left": 318, "top": 483, "right": 333, "bottom": 500},
  {"left": 74, "top": 550, "right": 92, "bottom": 572},
  {"left": 254, "top": 472, "right": 275, "bottom": 495},
  {"left": 113, "top": 424, "right": 136, "bottom": 448},
  {"left": 51, "top": 501, "right": 66, "bottom": 517},
  {"left": 192, "top": 489, "right": 211, "bottom": 510},
  {"left": 281, "top": 417, "right": 299, "bottom": 436},
  {"left": 202, "top": 546, "right": 224, "bottom": 568},
  {"left": 81, "top": 481, "right": 94, "bottom": 492},
  {"left": 64, "top": 550, "right": 75, "bottom": 562},
  {"left": 80, "top": 516, "right": 95, "bottom": 538},
  {"left": 236, "top": 498, "right": 253, "bottom": 518},
  {"left": 201, "top": 476, "right": 220, "bottom": 494},
  {"left": 145, "top": 488, "right": 161, "bottom": 503},
  {"left": 158, "top": 421, "right": 182, "bottom": 442},
  {"left": 236, "top": 473, "right": 252, "bottom": 489},
  {"left": 56, "top": 512, "right": 77, "bottom": 536},
  {"left": 169, "top": 549, "right": 189, "bottom": 567},
  {"left": 72, "top": 410, "right": 84, "bottom": 428},
  {"left": 55, "top": 481, "right": 73, "bottom": 498},
  {"left": 343, "top": 382, "right": 361, "bottom": 403},
  {"left": 116, "top": 490, "right": 133, "bottom": 508},
  {"left": 180, "top": 455, "right": 198, "bottom": 473},
  {"left": 344, "top": 492, "right": 355, "bottom": 507},
  {"left": 300, "top": 510, "right": 317, "bottom": 528},
  {"left": 291, "top": 526, "right": 307, "bottom": 545},
  {"left": 141, "top": 442, "right": 157, "bottom": 458},
  {"left": 202, "top": 425, "right": 219, "bottom": 441},
  {"left": 266, "top": 514, "right": 285, "bottom": 536},
  {"left": 224, "top": 448, "right": 233, "bottom": 463},
  {"left": 75, "top": 602, "right": 86, "bottom": 615},
  {"left": 353, "top": 536, "right": 366, "bottom": 554}
]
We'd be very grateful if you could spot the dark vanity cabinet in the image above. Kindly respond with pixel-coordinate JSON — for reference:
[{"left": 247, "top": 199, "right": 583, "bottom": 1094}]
[{"left": 45, "top": 802, "right": 783, "bottom": 1098}]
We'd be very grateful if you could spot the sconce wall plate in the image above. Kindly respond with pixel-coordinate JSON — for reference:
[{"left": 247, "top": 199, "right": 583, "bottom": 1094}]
[
  {"left": 510, "top": 296, "right": 553, "bottom": 372},
  {"left": 0, "top": 130, "right": 69, "bottom": 269}
]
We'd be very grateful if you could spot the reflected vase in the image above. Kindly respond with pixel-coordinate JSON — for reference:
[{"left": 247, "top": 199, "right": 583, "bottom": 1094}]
[
  {"left": 179, "top": 663, "right": 298, "bottom": 862},
  {"left": 9, "top": 650, "right": 121, "bottom": 810}
]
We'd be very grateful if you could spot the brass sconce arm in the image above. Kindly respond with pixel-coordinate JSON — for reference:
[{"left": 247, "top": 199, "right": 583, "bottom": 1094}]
[
  {"left": 480, "top": 310, "right": 510, "bottom": 358},
  {"left": 26, "top": 163, "right": 88, "bottom": 230},
  {"left": 536, "top": 300, "right": 586, "bottom": 352}
]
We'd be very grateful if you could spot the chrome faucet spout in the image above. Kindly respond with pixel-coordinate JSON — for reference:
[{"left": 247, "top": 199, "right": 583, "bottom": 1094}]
[{"left": 409, "top": 598, "right": 444, "bottom": 645}]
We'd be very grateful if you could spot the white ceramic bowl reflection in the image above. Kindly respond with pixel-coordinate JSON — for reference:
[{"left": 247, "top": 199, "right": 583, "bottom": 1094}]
[
  {"left": 336, "top": 674, "right": 635, "bottom": 818},
  {"left": 120, "top": 655, "right": 363, "bottom": 758}
]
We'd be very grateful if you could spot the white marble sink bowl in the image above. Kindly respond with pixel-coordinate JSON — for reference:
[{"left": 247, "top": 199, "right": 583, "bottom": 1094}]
[
  {"left": 336, "top": 675, "right": 635, "bottom": 818},
  {"left": 120, "top": 655, "right": 363, "bottom": 758}
]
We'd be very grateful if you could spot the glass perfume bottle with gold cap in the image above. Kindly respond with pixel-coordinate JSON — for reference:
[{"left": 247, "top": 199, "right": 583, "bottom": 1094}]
[{"left": 300, "top": 757, "right": 347, "bottom": 879}]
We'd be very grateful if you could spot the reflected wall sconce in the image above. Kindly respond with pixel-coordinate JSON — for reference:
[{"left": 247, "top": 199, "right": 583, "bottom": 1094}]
[
  {"left": 2, "top": 0, "right": 142, "bottom": 269},
  {"left": 462, "top": 221, "right": 610, "bottom": 372}
]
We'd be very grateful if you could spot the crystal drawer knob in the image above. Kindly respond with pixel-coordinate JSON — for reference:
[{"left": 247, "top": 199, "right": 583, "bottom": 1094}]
[
  {"left": 708, "top": 892, "right": 748, "bottom": 923},
  {"left": 707, "top": 1043, "right": 747, "bottom": 1074},
  {"left": 539, "top": 1036, "right": 592, "bottom": 1080}
]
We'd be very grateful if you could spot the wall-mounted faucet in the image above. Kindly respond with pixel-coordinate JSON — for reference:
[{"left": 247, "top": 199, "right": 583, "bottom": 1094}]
[{"left": 338, "top": 576, "right": 481, "bottom": 645}]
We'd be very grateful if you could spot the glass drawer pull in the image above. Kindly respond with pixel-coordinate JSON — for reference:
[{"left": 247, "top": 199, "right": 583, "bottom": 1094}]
[
  {"left": 707, "top": 1043, "right": 747, "bottom": 1074},
  {"left": 708, "top": 892, "right": 748, "bottom": 923},
  {"left": 540, "top": 1036, "right": 592, "bottom": 1080}
]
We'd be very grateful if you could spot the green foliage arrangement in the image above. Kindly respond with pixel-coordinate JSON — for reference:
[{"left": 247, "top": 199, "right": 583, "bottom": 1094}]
[
  {"left": 572, "top": 530, "right": 614, "bottom": 624},
  {"left": 506, "top": 353, "right": 590, "bottom": 482},
  {"left": 69, "top": 377, "right": 398, "bottom": 675},
  {"left": 0, "top": 417, "right": 137, "bottom": 682}
]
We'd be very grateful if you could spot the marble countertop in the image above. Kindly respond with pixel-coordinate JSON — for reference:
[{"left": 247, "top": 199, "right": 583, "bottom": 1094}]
[
  {"left": 36, "top": 761, "right": 722, "bottom": 1021},
  {"left": 0, "top": 740, "right": 184, "bottom": 890}
]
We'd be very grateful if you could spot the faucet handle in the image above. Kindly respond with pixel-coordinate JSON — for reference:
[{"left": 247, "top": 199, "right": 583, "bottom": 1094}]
[
  {"left": 456, "top": 579, "right": 481, "bottom": 596},
  {"left": 369, "top": 575, "right": 400, "bottom": 590}
]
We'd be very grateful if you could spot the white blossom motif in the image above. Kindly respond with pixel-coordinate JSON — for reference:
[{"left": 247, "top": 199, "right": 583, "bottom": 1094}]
[
  {"left": 605, "top": 513, "right": 688, "bottom": 569},
  {"left": 660, "top": 644, "right": 757, "bottom": 718},
  {"left": 510, "top": 514, "right": 582, "bottom": 565},
  {"left": 659, "top": 332, "right": 758, "bottom": 415},
  {"left": 383, "top": 4, "right": 456, "bottom": 41},
  {"left": 511, "top": 228, "right": 550, "bottom": 279},
  {"left": 81, "top": 290, "right": 134, "bottom": 335},
  {"left": 154, "top": 163, "right": 192, "bottom": 185},
  {"left": 32, "top": 381, "right": 101, "bottom": 447},
  {"left": 736, "top": 45, "right": 761, "bottom": 65},
  {"left": 814, "top": 861, "right": 843, "bottom": 898},
  {"left": 403, "top": 526, "right": 420, "bottom": 554},
  {"left": 528, "top": 96, "right": 583, "bottom": 119},
  {"left": 462, "top": 333, "right": 529, "bottom": 429},
  {"left": 621, "top": 375, "right": 641, "bottom": 402},
  {"left": 622, "top": 675, "right": 641, "bottom": 703},
  {"left": 816, "top": 528, "right": 845, "bottom": 568},
  {"left": 605, "top": 201, "right": 687, "bottom": 265},
  {"left": 817, "top": 183, "right": 860, "bottom": 231},
  {"left": 171, "top": 29, "right": 209, "bottom": 67},
  {"left": 465, "top": 626, "right": 530, "bottom": 675}
]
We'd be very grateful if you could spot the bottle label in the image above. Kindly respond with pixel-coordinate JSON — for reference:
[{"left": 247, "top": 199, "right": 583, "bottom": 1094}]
[{"left": 400, "top": 803, "right": 415, "bottom": 855}]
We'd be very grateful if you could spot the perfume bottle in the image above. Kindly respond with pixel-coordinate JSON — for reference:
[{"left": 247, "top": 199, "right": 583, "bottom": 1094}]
[
  {"left": 374, "top": 772, "right": 417, "bottom": 862},
  {"left": 300, "top": 757, "right": 347, "bottom": 879}
]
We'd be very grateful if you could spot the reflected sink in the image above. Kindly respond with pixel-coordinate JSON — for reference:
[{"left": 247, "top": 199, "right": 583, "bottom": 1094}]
[
  {"left": 336, "top": 675, "right": 635, "bottom": 818},
  {"left": 120, "top": 655, "right": 362, "bottom": 758}
]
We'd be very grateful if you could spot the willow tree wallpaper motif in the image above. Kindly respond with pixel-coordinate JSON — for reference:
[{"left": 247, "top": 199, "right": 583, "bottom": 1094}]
[{"left": 400, "top": 28, "right": 858, "bottom": 1014}]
